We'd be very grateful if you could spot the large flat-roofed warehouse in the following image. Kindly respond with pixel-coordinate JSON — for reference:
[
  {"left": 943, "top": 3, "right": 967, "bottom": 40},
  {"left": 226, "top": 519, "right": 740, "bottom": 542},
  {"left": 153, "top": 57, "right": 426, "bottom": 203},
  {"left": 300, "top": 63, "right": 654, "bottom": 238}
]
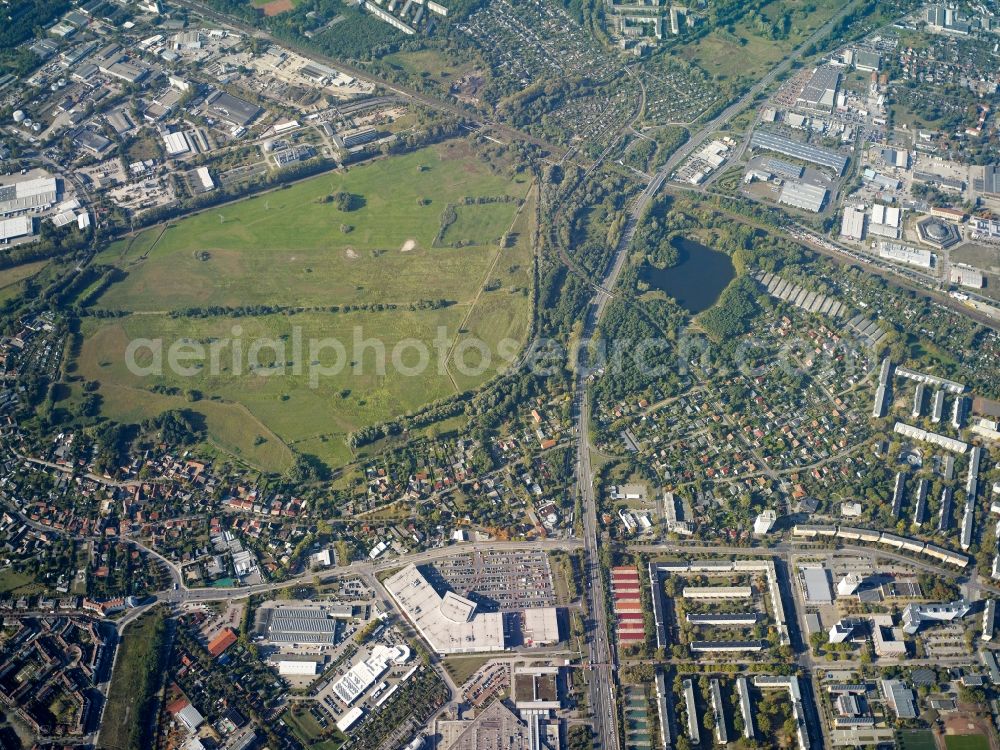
[
  {"left": 385, "top": 564, "right": 504, "bottom": 654},
  {"left": 204, "top": 90, "right": 262, "bottom": 127},
  {"left": 0, "top": 177, "right": 59, "bottom": 216},
  {"left": 0, "top": 216, "right": 34, "bottom": 242},
  {"left": 750, "top": 130, "right": 848, "bottom": 174},
  {"left": 265, "top": 607, "right": 338, "bottom": 644},
  {"left": 778, "top": 181, "right": 827, "bottom": 212},
  {"left": 878, "top": 241, "right": 933, "bottom": 269},
  {"left": 797, "top": 66, "right": 840, "bottom": 110}
]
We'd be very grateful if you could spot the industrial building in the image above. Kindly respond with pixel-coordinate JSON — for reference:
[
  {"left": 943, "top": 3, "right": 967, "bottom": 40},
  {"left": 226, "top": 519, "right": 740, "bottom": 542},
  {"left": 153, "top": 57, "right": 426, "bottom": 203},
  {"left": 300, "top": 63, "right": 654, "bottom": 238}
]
[
  {"left": 878, "top": 241, "right": 934, "bottom": 269},
  {"left": 779, "top": 181, "right": 827, "bottom": 212},
  {"left": 840, "top": 206, "right": 866, "bottom": 241},
  {"left": 749, "top": 130, "right": 848, "bottom": 174},
  {"left": 797, "top": 66, "right": 840, "bottom": 110},
  {"left": 335, "top": 126, "right": 378, "bottom": 150},
  {"left": 385, "top": 564, "right": 504, "bottom": 654},
  {"left": 203, "top": 90, "right": 262, "bottom": 127},
  {"left": 278, "top": 660, "right": 319, "bottom": 676},
  {"left": 0, "top": 177, "right": 59, "bottom": 216},
  {"left": 950, "top": 265, "right": 985, "bottom": 289},
  {"left": 0, "top": 216, "right": 35, "bottom": 243}
]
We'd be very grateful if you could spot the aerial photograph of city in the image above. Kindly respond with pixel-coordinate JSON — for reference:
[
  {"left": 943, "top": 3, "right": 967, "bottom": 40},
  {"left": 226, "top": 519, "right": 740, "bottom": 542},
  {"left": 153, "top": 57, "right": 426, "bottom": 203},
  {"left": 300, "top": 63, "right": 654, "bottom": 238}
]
[{"left": 0, "top": 0, "right": 999, "bottom": 748}]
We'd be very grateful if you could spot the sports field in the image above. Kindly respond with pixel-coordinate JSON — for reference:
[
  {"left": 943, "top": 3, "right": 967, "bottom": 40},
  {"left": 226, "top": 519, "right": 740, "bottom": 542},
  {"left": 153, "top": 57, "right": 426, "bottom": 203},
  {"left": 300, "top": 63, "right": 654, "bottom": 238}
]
[
  {"left": 898, "top": 730, "right": 936, "bottom": 750},
  {"left": 80, "top": 141, "right": 535, "bottom": 472},
  {"left": 945, "top": 736, "right": 990, "bottom": 750}
]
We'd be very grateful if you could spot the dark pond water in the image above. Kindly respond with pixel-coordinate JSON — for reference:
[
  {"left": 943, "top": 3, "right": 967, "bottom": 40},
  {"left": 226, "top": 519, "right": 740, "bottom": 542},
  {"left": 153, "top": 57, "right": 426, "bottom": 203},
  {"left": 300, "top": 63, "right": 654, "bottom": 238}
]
[{"left": 639, "top": 236, "right": 736, "bottom": 313}]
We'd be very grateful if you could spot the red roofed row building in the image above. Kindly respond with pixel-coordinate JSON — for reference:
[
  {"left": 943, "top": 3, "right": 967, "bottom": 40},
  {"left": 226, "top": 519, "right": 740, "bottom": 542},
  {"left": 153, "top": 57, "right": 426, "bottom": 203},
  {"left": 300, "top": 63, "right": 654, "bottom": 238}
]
[
  {"left": 207, "top": 627, "right": 238, "bottom": 658},
  {"left": 611, "top": 566, "right": 646, "bottom": 646}
]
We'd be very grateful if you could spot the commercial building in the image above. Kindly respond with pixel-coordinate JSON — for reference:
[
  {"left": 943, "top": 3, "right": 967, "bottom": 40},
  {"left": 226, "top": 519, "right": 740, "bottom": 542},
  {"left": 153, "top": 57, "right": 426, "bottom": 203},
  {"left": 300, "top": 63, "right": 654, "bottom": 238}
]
[
  {"left": 335, "top": 126, "right": 378, "bottom": 150},
  {"left": 336, "top": 706, "right": 364, "bottom": 733},
  {"left": 872, "top": 621, "right": 907, "bottom": 657},
  {"left": 331, "top": 644, "right": 410, "bottom": 705},
  {"left": 828, "top": 618, "right": 865, "bottom": 643},
  {"left": 802, "top": 567, "right": 833, "bottom": 604},
  {"left": 878, "top": 241, "right": 933, "bottom": 269},
  {"left": 266, "top": 607, "right": 338, "bottom": 645},
  {"left": 385, "top": 564, "right": 504, "bottom": 654},
  {"left": 521, "top": 607, "right": 560, "bottom": 646},
  {"left": 750, "top": 129, "right": 848, "bottom": 174},
  {"left": 778, "top": 181, "right": 827, "bottom": 212}
]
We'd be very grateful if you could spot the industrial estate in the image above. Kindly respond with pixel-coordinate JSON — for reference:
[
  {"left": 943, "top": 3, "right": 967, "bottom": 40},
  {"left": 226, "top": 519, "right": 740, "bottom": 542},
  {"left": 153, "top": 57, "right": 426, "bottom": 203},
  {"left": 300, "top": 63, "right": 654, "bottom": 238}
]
[{"left": 0, "top": 0, "right": 999, "bottom": 750}]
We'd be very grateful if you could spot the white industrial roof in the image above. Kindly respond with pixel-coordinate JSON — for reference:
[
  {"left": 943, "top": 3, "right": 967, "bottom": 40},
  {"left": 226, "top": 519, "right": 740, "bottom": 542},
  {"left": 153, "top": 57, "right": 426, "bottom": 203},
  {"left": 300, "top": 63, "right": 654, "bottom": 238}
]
[{"left": 0, "top": 216, "right": 34, "bottom": 241}]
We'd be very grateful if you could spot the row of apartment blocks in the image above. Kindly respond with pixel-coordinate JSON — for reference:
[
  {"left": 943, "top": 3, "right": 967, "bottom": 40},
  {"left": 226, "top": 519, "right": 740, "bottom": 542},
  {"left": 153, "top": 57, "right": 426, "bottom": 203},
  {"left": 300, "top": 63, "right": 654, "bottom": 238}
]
[
  {"left": 648, "top": 559, "right": 790, "bottom": 651},
  {"left": 792, "top": 524, "right": 970, "bottom": 567}
]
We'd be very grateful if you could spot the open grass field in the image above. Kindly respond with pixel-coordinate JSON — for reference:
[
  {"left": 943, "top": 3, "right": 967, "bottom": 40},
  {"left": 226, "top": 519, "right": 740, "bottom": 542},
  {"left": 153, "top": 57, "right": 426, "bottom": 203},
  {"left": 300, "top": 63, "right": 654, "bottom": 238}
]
[
  {"left": 945, "top": 736, "right": 990, "bottom": 750},
  {"left": 99, "top": 609, "right": 165, "bottom": 750},
  {"left": 80, "top": 141, "right": 535, "bottom": 471},
  {"left": 0, "top": 569, "right": 38, "bottom": 595},
  {"left": 678, "top": 0, "right": 842, "bottom": 82},
  {"left": 442, "top": 655, "right": 493, "bottom": 685},
  {"left": 95, "top": 144, "right": 525, "bottom": 312},
  {"left": 282, "top": 707, "right": 345, "bottom": 750},
  {"left": 898, "top": 730, "right": 937, "bottom": 750},
  {"left": 0, "top": 260, "right": 49, "bottom": 304}
]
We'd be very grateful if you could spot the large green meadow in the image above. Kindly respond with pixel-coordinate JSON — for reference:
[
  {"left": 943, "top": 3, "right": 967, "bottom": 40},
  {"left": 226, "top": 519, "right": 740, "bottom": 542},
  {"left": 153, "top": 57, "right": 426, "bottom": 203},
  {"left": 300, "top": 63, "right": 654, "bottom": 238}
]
[{"left": 79, "top": 141, "right": 535, "bottom": 472}]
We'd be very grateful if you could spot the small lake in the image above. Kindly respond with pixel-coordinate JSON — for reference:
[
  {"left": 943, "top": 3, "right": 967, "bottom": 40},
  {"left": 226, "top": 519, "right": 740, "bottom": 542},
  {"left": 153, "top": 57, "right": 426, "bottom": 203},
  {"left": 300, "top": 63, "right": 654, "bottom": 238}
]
[{"left": 639, "top": 236, "right": 736, "bottom": 314}]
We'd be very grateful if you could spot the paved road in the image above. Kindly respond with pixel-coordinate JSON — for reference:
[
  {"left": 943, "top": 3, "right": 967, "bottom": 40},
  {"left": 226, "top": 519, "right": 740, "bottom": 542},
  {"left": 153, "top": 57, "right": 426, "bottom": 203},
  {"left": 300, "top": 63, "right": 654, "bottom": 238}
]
[
  {"left": 656, "top": 0, "right": 864, "bottom": 181},
  {"left": 171, "top": 0, "right": 573, "bottom": 159}
]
